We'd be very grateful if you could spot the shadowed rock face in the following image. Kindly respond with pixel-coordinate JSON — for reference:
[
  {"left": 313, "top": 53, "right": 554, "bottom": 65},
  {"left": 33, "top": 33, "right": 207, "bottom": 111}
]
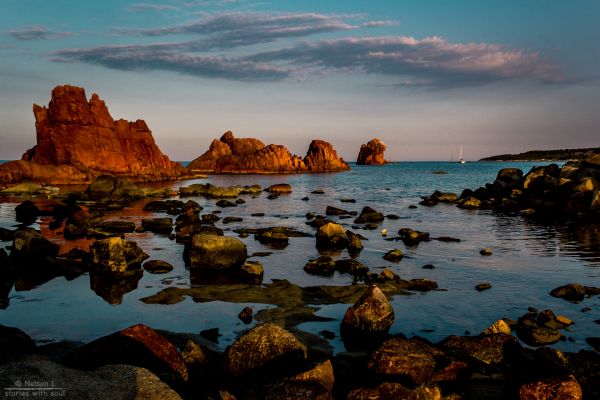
[
  {"left": 356, "top": 138, "right": 387, "bottom": 165},
  {"left": 0, "top": 85, "right": 183, "bottom": 185},
  {"left": 187, "top": 131, "right": 349, "bottom": 173}
]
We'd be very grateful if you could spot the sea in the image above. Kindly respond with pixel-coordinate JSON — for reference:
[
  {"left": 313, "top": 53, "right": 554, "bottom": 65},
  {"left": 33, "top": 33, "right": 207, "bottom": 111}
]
[{"left": 0, "top": 161, "right": 599, "bottom": 353}]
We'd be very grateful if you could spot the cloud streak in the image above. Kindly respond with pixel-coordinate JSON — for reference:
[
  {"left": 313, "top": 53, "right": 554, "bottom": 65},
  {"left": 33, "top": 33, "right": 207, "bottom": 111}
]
[
  {"left": 7, "top": 25, "right": 71, "bottom": 41},
  {"left": 127, "top": 3, "right": 179, "bottom": 12},
  {"left": 50, "top": 11, "right": 562, "bottom": 86}
]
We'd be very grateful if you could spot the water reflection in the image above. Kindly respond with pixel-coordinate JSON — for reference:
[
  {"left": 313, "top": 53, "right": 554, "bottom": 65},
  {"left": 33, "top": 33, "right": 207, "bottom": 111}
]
[{"left": 89, "top": 269, "right": 143, "bottom": 305}]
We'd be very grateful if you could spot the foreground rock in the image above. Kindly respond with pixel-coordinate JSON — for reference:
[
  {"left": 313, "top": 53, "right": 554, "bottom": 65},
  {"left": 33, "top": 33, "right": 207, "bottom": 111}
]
[
  {"left": 72, "top": 324, "right": 188, "bottom": 385},
  {"left": 187, "top": 131, "right": 349, "bottom": 173},
  {"left": 316, "top": 222, "right": 349, "bottom": 249},
  {"left": 0, "top": 355, "right": 182, "bottom": 400},
  {"left": 0, "top": 85, "right": 183, "bottom": 185},
  {"left": 222, "top": 323, "right": 306, "bottom": 377},
  {"left": 341, "top": 285, "right": 394, "bottom": 350},
  {"left": 356, "top": 138, "right": 387, "bottom": 165}
]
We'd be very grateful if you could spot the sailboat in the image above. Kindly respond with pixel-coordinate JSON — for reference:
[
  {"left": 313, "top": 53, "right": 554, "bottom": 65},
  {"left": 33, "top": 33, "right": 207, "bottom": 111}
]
[{"left": 458, "top": 145, "right": 466, "bottom": 164}]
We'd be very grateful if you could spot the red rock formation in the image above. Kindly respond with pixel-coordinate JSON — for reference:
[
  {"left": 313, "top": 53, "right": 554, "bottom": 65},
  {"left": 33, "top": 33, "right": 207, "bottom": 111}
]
[
  {"left": 304, "top": 140, "right": 350, "bottom": 172},
  {"left": 0, "top": 85, "right": 183, "bottom": 185},
  {"left": 357, "top": 138, "right": 387, "bottom": 165},
  {"left": 188, "top": 132, "right": 349, "bottom": 173}
]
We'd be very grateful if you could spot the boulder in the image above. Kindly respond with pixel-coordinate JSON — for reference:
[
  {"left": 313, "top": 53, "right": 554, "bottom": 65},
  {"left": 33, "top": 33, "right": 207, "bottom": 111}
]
[
  {"left": 142, "top": 218, "right": 173, "bottom": 234},
  {"left": 431, "top": 191, "right": 458, "bottom": 203},
  {"left": 15, "top": 200, "right": 40, "bottom": 224},
  {"left": 304, "top": 256, "right": 337, "bottom": 276},
  {"left": 185, "top": 234, "right": 247, "bottom": 270},
  {"left": 439, "top": 333, "right": 520, "bottom": 366},
  {"left": 367, "top": 337, "right": 445, "bottom": 384},
  {"left": 73, "top": 324, "right": 188, "bottom": 384},
  {"left": 550, "top": 283, "right": 586, "bottom": 302},
  {"left": 267, "top": 183, "right": 292, "bottom": 194},
  {"left": 10, "top": 228, "right": 59, "bottom": 262},
  {"left": 99, "top": 220, "right": 136, "bottom": 233},
  {"left": 398, "top": 228, "right": 430, "bottom": 246},
  {"left": 0, "top": 356, "right": 182, "bottom": 400},
  {"left": 143, "top": 260, "right": 174, "bottom": 274},
  {"left": 222, "top": 323, "right": 306, "bottom": 377},
  {"left": 383, "top": 249, "right": 404, "bottom": 262},
  {"left": 519, "top": 374, "right": 582, "bottom": 400},
  {"left": 316, "top": 222, "right": 348, "bottom": 249},
  {"left": 239, "top": 261, "right": 264, "bottom": 284},
  {"left": 90, "top": 237, "right": 148, "bottom": 273},
  {"left": 341, "top": 285, "right": 394, "bottom": 348},
  {"left": 0, "top": 85, "right": 183, "bottom": 185},
  {"left": 354, "top": 206, "right": 384, "bottom": 224},
  {"left": 348, "top": 383, "right": 441, "bottom": 400},
  {"left": 356, "top": 138, "right": 387, "bottom": 165},
  {"left": 346, "top": 230, "right": 363, "bottom": 254},
  {"left": 0, "top": 325, "right": 37, "bottom": 364}
]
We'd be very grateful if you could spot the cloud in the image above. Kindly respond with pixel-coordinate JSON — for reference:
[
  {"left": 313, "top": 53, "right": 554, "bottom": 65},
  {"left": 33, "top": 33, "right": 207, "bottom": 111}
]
[
  {"left": 127, "top": 3, "right": 179, "bottom": 12},
  {"left": 50, "top": 11, "right": 561, "bottom": 87},
  {"left": 51, "top": 44, "right": 290, "bottom": 81},
  {"left": 249, "top": 36, "right": 562, "bottom": 86},
  {"left": 6, "top": 25, "right": 71, "bottom": 41}
]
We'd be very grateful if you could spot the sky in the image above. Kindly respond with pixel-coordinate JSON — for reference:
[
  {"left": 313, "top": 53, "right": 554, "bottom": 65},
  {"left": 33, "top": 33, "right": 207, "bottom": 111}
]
[{"left": 1, "top": 0, "right": 599, "bottom": 162}]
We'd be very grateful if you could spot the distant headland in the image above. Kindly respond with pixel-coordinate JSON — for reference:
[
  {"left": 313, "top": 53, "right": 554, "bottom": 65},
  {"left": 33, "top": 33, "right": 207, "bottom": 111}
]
[{"left": 480, "top": 147, "right": 600, "bottom": 162}]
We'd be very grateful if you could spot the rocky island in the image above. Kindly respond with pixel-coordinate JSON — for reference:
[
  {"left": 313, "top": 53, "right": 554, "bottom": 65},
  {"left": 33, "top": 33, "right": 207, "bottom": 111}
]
[
  {"left": 356, "top": 138, "right": 387, "bottom": 165},
  {"left": 187, "top": 131, "right": 349, "bottom": 173},
  {"left": 480, "top": 147, "right": 600, "bottom": 162},
  {"left": 0, "top": 85, "right": 184, "bottom": 185}
]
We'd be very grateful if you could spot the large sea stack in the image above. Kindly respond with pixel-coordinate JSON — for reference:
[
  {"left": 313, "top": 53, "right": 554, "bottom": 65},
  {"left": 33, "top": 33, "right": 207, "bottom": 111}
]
[
  {"left": 187, "top": 131, "right": 350, "bottom": 173},
  {"left": 0, "top": 85, "right": 183, "bottom": 185},
  {"left": 357, "top": 138, "right": 387, "bottom": 165}
]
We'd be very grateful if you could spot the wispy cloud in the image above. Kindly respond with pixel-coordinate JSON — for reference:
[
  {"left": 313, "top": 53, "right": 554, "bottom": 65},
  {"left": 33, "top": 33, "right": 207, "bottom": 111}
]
[
  {"left": 7, "top": 25, "right": 72, "bottom": 41},
  {"left": 127, "top": 3, "right": 179, "bottom": 12},
  {"left": 52, "top": 44, "right": 290, "bottom": 81},
  {"left": 50, "top": 11, "right": 562, "bottom": 87},
  {"left": 249, "top": 36, "right": 562, "bottom": 86}
]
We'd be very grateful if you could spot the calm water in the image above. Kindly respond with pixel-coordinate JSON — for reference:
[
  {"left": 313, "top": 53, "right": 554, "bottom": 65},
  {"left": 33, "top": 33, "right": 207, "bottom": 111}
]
[{"left": 1, "top": 162, "right": 599, "bottom": 353}]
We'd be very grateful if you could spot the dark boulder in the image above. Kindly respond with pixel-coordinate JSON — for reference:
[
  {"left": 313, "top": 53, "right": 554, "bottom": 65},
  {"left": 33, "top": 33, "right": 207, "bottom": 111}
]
[
  {"left": 184, "top": 234, "right": 247, "bottom": 270},
  {"left": 143, "top": 260, "right": 174, "bottom": 274},
  {"left": 222, "top": 323, "right": 306, "bottom": 377},
  {"left": 142, "top": 218, "right": 173, "bottom": 235},
  {"left": 341, "top": 285, "right": 394, "bottom": 350},
  {"left": 354, "top": 206, "right": 384, "bottom": 224},
  {"left": 316, "top": 222, "right": 348, "bottom": 249}
]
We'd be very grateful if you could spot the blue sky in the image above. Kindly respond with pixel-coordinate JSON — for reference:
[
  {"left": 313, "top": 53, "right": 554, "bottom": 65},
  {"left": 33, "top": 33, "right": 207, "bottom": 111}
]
[{"left": 1, "top": 0, "right": 599, "bottom": 161}]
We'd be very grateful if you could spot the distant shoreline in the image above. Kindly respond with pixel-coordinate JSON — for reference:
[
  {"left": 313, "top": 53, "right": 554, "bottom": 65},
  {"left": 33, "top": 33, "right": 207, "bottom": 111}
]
[{"left": 479, "top": 147, "right": 600, "bottom": 162}]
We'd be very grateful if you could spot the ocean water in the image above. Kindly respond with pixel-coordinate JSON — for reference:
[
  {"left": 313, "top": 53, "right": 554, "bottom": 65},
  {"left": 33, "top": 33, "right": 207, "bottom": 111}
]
[{"left": 0, "top": 161, "right": 599, "bottom": 353}]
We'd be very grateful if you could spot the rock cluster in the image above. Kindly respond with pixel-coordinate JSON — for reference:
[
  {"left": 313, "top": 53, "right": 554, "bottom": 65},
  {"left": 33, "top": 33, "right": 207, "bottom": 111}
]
[
  {"left": 421, "top": 158, "right": 600, "bottom": 216},
  {"left": 0, "top": 85, "right": 183, "bottom": 185},
  {"left": 356, "top": 138, "right": 387, "bottom": 165},
  {"left": 187, "top": 131, "right": 349, "bottom": 173}
]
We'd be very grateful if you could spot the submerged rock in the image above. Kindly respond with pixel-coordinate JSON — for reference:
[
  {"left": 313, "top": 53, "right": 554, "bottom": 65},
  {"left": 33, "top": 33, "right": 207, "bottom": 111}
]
[
  {"left": 383, "top": 249, "right": 404, "bottom": 262},
  {"left": 142, "top": 218, "right": 173, "bottom": 235},
  {"left": 143, "top": 260, "right": 174, "bottom": 274},
  {"left": 550, "top": 283, "right": 586, "bottom": 302}
]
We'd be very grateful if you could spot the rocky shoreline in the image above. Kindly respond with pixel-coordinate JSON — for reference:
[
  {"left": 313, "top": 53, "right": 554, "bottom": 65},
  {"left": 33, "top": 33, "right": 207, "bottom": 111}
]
[{"left": 1, "top": 168, "right": 599, "bottom": 399}]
